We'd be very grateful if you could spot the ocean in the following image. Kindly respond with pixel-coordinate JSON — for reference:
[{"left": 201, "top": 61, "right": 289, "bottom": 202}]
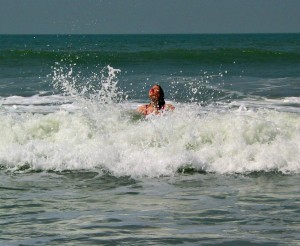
[{"left": 0, "top": 34, "right": 299, "bottom": 245}]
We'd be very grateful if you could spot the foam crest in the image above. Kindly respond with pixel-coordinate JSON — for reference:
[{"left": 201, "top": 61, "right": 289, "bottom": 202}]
[
  {"left": 229, "top": 97, "right": 300, "bottom": 114},
  {"left": 1, "top": 103, "right": 299, "bottom": 176}
]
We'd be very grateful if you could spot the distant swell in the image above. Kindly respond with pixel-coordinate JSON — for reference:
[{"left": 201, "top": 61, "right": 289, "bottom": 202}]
[{"left": 1, "top": 48, "right": 299, "bottom": 65}]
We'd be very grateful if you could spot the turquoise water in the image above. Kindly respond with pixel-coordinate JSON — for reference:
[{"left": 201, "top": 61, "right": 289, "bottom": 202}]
[{"left": 0, "top": 34, "right": 300, "bottom": 245}]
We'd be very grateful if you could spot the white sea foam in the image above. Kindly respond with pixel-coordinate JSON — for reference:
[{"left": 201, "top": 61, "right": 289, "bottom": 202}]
[
  {"left": 1, "top": 100, "right": 300, "bottom": 176},
  {"left": 1, "top": 66, "right": 299, "bottom": 177},
  {"left": 0, "top": 94, "right": 77, "bottom": 114},
  {"left": 229, "top": 97, "right": 300, "bottom": 114}
]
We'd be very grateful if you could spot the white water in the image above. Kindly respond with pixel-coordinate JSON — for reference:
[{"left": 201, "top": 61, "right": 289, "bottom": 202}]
[{"left": 1, "top": 66, "right": 300, "bottom": 177}]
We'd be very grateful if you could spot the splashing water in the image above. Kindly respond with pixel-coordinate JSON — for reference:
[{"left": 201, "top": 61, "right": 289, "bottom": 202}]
[
  {"left": 0, "top": 65, "right": 300, "bottom": 177},
  {"left": 51, "top": 64, "right": 125, "bottom": 103}
]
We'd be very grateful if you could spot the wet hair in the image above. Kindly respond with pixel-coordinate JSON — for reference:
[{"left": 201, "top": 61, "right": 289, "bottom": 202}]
[{"left": 155, "top": 84, "right": 165, "bottom": 109}]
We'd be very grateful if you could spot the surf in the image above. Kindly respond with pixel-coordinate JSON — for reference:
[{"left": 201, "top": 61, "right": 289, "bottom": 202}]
[{"left": 0, "top": 64, "right": 299, "bottom": 177}]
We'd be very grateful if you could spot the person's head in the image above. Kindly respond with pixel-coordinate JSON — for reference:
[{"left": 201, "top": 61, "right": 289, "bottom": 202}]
[{"left": 149, "top": 84, "right": 165, "bottom": 108}]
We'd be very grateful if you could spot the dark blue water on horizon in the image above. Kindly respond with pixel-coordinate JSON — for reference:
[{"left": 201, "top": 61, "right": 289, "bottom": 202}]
[{"left": 0, "top": 34, "right": 300, "bottom": 245}]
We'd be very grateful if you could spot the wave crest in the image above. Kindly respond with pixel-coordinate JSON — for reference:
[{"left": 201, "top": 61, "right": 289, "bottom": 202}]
[{"left": 1, "top": 105, "right": 299, "bottom": 177}]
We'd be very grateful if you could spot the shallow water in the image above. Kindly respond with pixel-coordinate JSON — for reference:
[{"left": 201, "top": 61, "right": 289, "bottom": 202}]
[{"left": 1, "top": 171, "right": 299, "bottom": 245}]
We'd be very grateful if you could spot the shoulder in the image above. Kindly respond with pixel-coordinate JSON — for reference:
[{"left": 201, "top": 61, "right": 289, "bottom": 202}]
[
  {"left": 164, "top": 103, "right": 175, "bottom": 111},
  {"left": 137, "top": 104, "right": 148, "bottom": 114}
]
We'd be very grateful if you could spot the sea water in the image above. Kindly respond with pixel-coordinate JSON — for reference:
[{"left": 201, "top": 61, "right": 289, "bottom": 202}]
[{"left": 0, "top": 34, "right": 300, "bottom": 245}]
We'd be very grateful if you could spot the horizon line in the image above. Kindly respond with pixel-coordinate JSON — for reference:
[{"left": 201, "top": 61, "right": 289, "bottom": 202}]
[{"left": 0, "top": 32, "right": 300, "bottom": 36}]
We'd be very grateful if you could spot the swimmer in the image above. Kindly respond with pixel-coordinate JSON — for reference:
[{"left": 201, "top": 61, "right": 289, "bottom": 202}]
[{"left": 137, "top": 84, "right": 175, "bottom": 115}]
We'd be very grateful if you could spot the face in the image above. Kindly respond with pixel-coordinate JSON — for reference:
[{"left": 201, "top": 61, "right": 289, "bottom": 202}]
[{"left": 149, "top": 85, "right": 161, "bottom": 100}]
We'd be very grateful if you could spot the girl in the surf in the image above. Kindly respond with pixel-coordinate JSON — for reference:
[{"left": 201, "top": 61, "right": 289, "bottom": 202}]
[{"left": 137, "top": 84, "right": 175, "bottom": 115}]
